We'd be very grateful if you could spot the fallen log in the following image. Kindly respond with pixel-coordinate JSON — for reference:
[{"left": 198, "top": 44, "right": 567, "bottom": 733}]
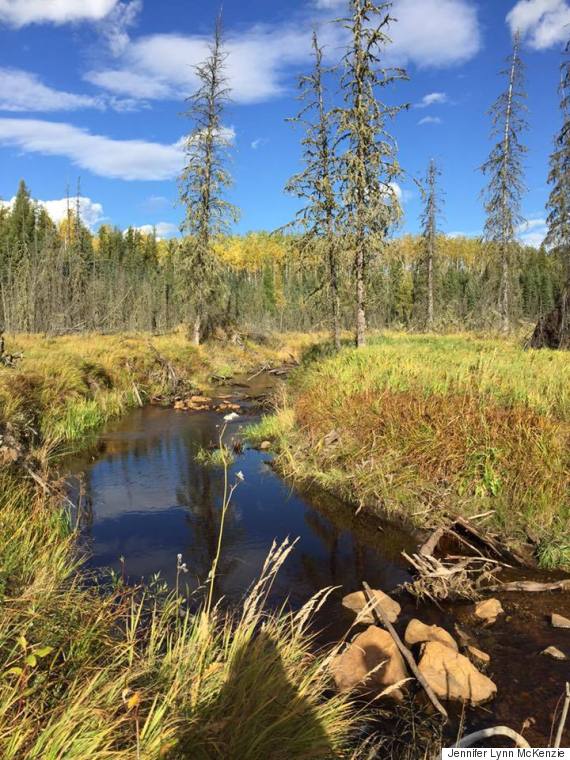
[
  {"left": 454, "top": 726, "right": 530, "bottom": 749},
  {"left": 555, "top": 683, "right": 570, "bottom": 749},
  {"left": 362, "top": 581, "right": 448, "bottom": 721},
  {"left": 495, "top": 579, "right": 570, "bottom": 593}
]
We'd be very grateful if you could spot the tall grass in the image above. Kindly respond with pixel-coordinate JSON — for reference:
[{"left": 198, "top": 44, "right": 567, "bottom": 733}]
[
  {"left": 0, "top": 470, "right": 357, "bottom": 759},
  {"left": 253, "top": 333, "right": 570, "bottom": 568},
  {"left": 0, "top": 331, "right": 361, "bottom": 758}
]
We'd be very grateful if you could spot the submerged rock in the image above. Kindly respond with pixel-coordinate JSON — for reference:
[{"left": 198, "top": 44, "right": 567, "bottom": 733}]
[
  {"left": 342, "top": 589, "right": 401, "bottom": 625},
  {"left": 474, "top": 598, "right": 504, "bottom": 625},
  {"left": 541, "top": 646, "right": 567, "bottom": 661},
  {"left": 404, "top": 619, "right": 458, "bottom": 651},
  {"left": 466, "top": 645, "right": 491, "bottom": 665},
  {"left": 551, "top": 613, "right": 570, "bottom": 629},
  {"left": 331, "top": 625, "right": 408, "bottom": 699},
  {"left": 418, "top": 641, "right": 497, "bottom": 705}
]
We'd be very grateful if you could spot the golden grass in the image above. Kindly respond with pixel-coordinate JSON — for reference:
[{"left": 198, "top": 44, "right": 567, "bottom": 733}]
[
  {"left": 0, "top": 472, "right": 357, "bottom": 759},
  {"left": 253, "top": 332, "right": 570, "bottom": 567}
]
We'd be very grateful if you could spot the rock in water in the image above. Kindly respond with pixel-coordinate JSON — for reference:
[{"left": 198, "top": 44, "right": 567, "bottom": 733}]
[
  {"left": 259, "top": 440, "right": 272, "bottom": 450},
  {"left": 331, "top": 625, "right": 408, "bottom": 699},
  {"left": 541, "top": 646, "right": 567, "bottom": 661},
  {"left": 474, "top": 598, "right": 504, "bottom": 625},
  {"left": 466, "top": 645, "right": 491, "bottom": 665},
  {"left": 551, "top": 613, "right": 570, "bottom": 629},
  {"left": 342, "top": 589, "right": 401, "bottom": 624},
  {"left": 404, "top": 619, "right": 458, "bottom": 651},
  {"left": 418, "top": 641, "right": 497, "bottom": 705}
]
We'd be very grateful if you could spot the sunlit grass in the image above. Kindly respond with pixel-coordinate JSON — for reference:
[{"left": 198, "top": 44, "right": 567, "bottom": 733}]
[
  {"left": 262, "top": 332, "right": 570, "bottom": 568},
  {"left": 0, "top": 471, "right": 357, "bottom": 759}
]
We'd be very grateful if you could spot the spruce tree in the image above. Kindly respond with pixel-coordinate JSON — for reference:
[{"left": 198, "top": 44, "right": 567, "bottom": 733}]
[
  {"left": 418, "top": 158, "right": 443, "bottom": 329},
  {"left": 531, "top": 38, "right": 570, "bottom": 348},
  {"left": 481, "top": 31, "right": 527, "bottom": 333},
  {"left": 286, "top": 31, "right": 342, "bottom": 349},
  {"left": 179, "top": 14, "right": 239, "bottom": 344},
  {"left": 336, "top": 0, "right": 408, "bottom": 347}
]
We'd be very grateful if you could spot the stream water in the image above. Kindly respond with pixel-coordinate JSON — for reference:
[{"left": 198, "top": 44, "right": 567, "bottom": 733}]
[{"left": 66, "top": 379, "right": 570, "bottom": 748}]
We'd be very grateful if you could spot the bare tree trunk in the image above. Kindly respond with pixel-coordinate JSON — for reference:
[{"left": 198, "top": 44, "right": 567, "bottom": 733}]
[
  {"left": 356, "top": 241, "right": 366, "bottom": 348},
  {"left": 193, "top": 313, "right": 201, "bottom": 346},
  {"left": 427, "top": 240, "right": 434, "bottom": 329},
  {"left": 500, "top": 248, "right": 510, "bottom": 333}
]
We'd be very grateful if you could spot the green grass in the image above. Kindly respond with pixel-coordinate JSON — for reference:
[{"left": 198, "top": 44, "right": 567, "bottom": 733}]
[
  {"left": 194, "top": 444, "right": 235, "bottom": 468},
  {"left": 0, "top": 331, "right": 366, "bottom": 758},
  {"left": 256, "top": 332, "right": 570, "bottom": 568},
  {"left": 0, "top": 475, "right": 358, "bottom": 759}
]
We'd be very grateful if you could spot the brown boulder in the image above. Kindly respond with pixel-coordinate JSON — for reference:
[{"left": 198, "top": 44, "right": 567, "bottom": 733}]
[
  {"left": 331, "top": 625, "right": 408, "bottom": 699},
  {"left": 541, "top": 646, "right": 567, "bottom": 661},
  {"left": 466, "top": 645, "right": 491, "bottom": 665},
  {"left": 342, "top": 589, "right": 401, "bottom": 624},
  {"left": 404, "top": 619, "right": 458, "bottom": 651},
  {"left": 474, "top": 598, "right": 504, "bottom": 625},
  {"left": 418, "top": 641, "right": 497, "bottom": 705},
  {"left": 551, "top": 613, "right": 570, "bottom": 629}
]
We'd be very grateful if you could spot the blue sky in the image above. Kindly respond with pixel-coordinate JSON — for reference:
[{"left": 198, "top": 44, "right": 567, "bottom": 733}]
[{"left": 0, "top": 0, "right": 569, "bottom": 245}]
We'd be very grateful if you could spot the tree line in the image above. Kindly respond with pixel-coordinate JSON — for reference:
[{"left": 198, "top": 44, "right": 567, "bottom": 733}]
[{"left": 0, "top": 1, "right": 568, "bottom": 345}]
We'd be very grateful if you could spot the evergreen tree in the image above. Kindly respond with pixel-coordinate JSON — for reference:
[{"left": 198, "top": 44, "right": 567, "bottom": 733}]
[
  {"left": 178, "top": 13, "right": 239, "bottom": 344},
  {"left": 418, "top": 159, "right": 443, "bottom": 329},
  {"left": 481, "top": 32, "right": 527, "bottom": 333},
  {"left": 531, "top": 38, "right": 570, "bottom": 348},
  {"left": 336, "top": 0, "right": 408, "bottom": 347},
  {"left": 286, "top": 31, "right": 342, "bottom": 349}
]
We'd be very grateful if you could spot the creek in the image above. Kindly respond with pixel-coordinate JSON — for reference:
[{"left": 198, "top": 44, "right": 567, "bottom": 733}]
[{"left": 66, "top": 373, "right": 570, "bottom": 748}]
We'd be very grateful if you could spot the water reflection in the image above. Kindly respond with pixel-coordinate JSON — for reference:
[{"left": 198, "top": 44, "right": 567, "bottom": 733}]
[{"left": 67, "top": 406, "right": 414, "bottom": 608}]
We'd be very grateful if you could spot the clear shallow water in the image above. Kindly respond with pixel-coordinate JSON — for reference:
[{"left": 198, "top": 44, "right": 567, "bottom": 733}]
[{"left": 67, "top": 405, "right": 414, "bottom": 609}]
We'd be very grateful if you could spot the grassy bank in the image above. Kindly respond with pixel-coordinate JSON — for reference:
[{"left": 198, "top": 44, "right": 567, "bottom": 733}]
[
  {"left": 0, "top": 331, "right": 317, "bottom": 462},
  {"left": 0, "top": 331, "right": 359, "bottom": 759},
  {"left": 250, "top": 333, "right": 570, "bottom": 569}
]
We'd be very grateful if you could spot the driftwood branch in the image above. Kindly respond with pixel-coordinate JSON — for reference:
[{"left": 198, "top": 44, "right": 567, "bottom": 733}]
[
  {"left": 362, "top": 581, "right": 448, "bottom": 721},
  {"left": 555, "top": 682, "right": 570, "bottom": 748},
  {"left": 419, "top": 527, "right": 445, "bottom": 557},
  {"left": 454, "top": 726, "right": 530, "bottom": 749},
  {"left": 495, "top": 579, "right": 570, "bottom": 593}
]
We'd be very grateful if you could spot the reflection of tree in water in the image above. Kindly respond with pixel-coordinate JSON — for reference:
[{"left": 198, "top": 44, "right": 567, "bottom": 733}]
[
  {"left": 172, "top": 631, "right": 335, "bottom": 760},
  {"left": 176, "top": 424, "right": 244, "bottom": 598}
]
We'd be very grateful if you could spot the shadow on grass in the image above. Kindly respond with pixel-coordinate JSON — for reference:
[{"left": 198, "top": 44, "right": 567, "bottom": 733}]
[{"left": 172, "top": 630, "right": 337, "bottom": 760}]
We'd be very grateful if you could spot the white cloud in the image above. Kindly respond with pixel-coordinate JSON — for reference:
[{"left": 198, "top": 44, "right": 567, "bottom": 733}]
[
  {"left": 87, "top": 0, "right": 480, "bottom": 108},
  {"left": 1, "top": 194, "right": 105, "bottom": 229},
  {"left": 251, "top": 137, "right": 268, "bottom": 150},
  {"left": 507, "top": 0, "right": 570, "bottom": 50},
  {"left": 418, "top": 115, "right": 443, "bottom": 125},
  {"left": 0, "top": 68, "right": 105, "bottom": 112},
  {"left": 0, "top": 68, "right": 144, "bottom": 112},
  {"left": 0, "top": 118, "right": 185, "bottom": 180},
  {"left": 415, "top": 92, "right": 448, "bottom": 108},
  {"left": 518, "top": 216, "right": 548, "bottom": 247},
  {"left": 135, "top": 222, "right": 179, "bottom": 239},
  {"left": 0, "top": 0, "right": 119, "bottom": 27},
  {"left": 389, "top": 0, "right": 481, "bottom": 68}
]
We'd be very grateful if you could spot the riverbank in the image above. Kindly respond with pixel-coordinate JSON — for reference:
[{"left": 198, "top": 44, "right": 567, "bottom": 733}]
[
  {"left": 0, "top": 331, "right": 358, "bottom": 759},
  {"left": 249, "top": 333, "right": 570, "bottom": 569}
]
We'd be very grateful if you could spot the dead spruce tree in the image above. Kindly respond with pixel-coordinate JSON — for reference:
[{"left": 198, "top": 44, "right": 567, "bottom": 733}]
[
  {"left": 531, "top": 39, "right": 570, "bottom": 349},
  {"left": 418, "top": 158, "right": 443, "bottom": 330},
  {"left": 286, "top": 31, "right": 342, "bottom": 350},
  {"left": 179, "top": 14, "right": 239, "bottom": 345},
  {"left": 481, "top": 31, "right": 527, "bottom": 334},
  {"left": 337, "top": 0, "right": 407, "bottom": 347}
]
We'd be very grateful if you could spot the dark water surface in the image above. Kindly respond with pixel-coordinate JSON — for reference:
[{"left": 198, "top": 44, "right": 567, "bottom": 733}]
[
  {"left": 67, "top": 402, "right": 570, "bottom": 747},
  {"left": 67, "top": 404, "right": 414, "bottom": 609}
]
